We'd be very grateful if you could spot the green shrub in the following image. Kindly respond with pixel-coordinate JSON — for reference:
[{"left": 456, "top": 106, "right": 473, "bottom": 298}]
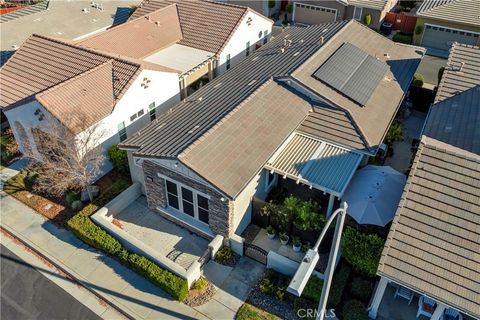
[
  {"left": 341, "top": 227, "right": 385, "bottom": 277},
  {"left": 342, "top": 300, "right": 369, "bottom": 320},
  {"left": 385, "top": 121, "right": 404, "bottom": 146},
  {"left": 392, "top": 33, "right": 412, "bottom": 44},
  {"left": 67, "top": 214, "right": 122, "bottom": 256},
  {"left": 363, "top": 14, "right": 372, "bottom": 26},
  {"left": 128, "top": 254, "right": 188, "bottom": 301},
  {"left": 215, "top": 247, "right": 233, "bottom": 264},
  {"left": 71, "top": 200, "right": 83, "bottom": 211},
  {"left": 192, "top": 277, "right": 208, "bottom": 291},
  {"left": 302, "top": 275, "right": 324, "bottom": 302},
  {"left": 66, "top": 190, "right": 80, "bottom": 205},
  {"left": 350, "top": 277, "right": 373, "bottom": 303},
  {"left": 328, "top": 263, "right": 351, "bottom": 306},
  {"left": 412, "top": 73, "right": 424, "bottom": 87},
  {"left": 415, "top": 25, "right": 423, "bottom": 35},
  {"left": 118, "top": 248, "right": 130, "bottom": 264},
  {"left": 293, "top": 199, "right": 324, "bottom": 231},
  {"left": 259, "top": 269, "right": 289, "bottom": 301},
  {"left": 286, "top": 3, "right": 293, "bottom": 14},
  {"left": 107, "top": 144, "right": 129, "bottom": 174}
]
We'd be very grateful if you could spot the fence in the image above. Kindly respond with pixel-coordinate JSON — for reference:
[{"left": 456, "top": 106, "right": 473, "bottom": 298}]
[
  {"left": 244, "top": 243, "right": 268, "bottom": 265},
  {"left": 198, "top": 247, "right": 212, "bottom": 269},
  {"left": 384, "top": 12, "right": 417, "bottom": 33}
]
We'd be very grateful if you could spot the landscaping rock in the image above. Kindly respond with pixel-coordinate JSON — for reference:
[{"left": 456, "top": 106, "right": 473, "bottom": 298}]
[
  {"left": 248, "top": 282, "right": 299, "bottom": 320},
  {"left": 184, "top": 281, "right": 216, "bottom": 307}
]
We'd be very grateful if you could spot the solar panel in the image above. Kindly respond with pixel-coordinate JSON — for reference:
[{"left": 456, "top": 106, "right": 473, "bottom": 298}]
[{"left": 313, "top": 42, "right": 389, "bottom": 106}]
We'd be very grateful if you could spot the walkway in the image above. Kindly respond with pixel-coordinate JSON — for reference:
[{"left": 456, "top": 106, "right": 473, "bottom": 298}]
[{"left": 1, "top": 161, "right": 262, "bottom": 319}]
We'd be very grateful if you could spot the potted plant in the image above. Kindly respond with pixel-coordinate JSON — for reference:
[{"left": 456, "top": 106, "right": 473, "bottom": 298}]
[
  {"left": 302, "top": 241, "right": 311, "bottom": 252},
  {"left": 292, "top": 236, "right": 301, "bottom": 252},
  {"left": 266, "top": 225, "right": 276, "bottom": 239},
  {"left": 279, "top": 232, "right": 289, "bottom": 245}
]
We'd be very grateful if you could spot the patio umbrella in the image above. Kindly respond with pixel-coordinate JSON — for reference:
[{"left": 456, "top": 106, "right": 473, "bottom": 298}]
[{"left": 342, "top": 165, "right": 406, "bottom": 226}]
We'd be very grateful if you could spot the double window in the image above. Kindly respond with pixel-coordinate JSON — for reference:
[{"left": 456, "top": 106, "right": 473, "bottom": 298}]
[
  {"left": 149, "top": 102, "right": 156, "bottom": 121},
  {"left": 130, "top": 109, "right": 145, "bottom": 122},
  {"left": 117, "top": 122, "right": 127, "bottom": 141},
  {"left": 165, "top": 179, "right": 209, "bottom": 224},
  {"left": 246, "top": 41, "right": 250, "bottom": 57}
]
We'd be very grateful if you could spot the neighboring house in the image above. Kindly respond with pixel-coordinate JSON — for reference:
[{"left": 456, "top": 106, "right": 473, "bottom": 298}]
[
  {"left": 119, "top": 20, "right": 423, "bottom": 240},
  {"left": 413, "top": 0, "right": 480, "bottom": 55},
  {"left": 124, "top": 0, "right": 274, "bottom": 82},
  {"left": 0, "top": 35, "right": 180, "bottom": 173},
  {"left": 369, "top": 44, "right": 480, "bottom": 320},
  {"left": 291, "top": 0, "right": 398, "bottom": 29}
]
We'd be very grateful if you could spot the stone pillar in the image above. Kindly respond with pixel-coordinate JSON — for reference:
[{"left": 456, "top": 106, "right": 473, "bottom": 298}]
[
  {"left": 431, "top": 302, "right": 447, "bottom": 320},
  {"left": 326, "top": 193, "right": 335, "bottom": 218},
  {"left": 368, "top": 277, "right": 389, "bottom": 319}
]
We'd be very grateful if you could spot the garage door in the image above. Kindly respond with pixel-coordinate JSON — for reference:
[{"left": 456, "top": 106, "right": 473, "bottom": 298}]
[
  {"left": 294, "top": 3, "right": 336, "bottom": 25},
  {"left": 421, "top": 25, "right": 479, "bottom": 52}
]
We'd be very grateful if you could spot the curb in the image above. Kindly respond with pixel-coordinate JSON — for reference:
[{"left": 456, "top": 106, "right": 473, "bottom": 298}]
[{"left": 0, "top": 226, "right": 134, "bottom": 320}]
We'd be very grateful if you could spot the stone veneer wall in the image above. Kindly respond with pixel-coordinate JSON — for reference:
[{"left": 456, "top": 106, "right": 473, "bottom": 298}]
[{"left": 142, "top": 160, "right": 233, "bottom": 239}]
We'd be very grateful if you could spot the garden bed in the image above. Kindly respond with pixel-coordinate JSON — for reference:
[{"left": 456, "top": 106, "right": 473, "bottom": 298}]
[
  {"left": 214, "top": 246, "right": 240, "bottom": 267},
  {"left": 184, "top": 277, "right": 216, "bottom": 307}
]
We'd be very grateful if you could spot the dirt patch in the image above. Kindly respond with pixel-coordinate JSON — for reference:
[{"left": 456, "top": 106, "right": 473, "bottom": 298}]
[
  {"left": 96, "top": 170, "right": 131, "bottom": 194},
  {"left": 184, "top": 279, "right": 216, "bottom": 307}
]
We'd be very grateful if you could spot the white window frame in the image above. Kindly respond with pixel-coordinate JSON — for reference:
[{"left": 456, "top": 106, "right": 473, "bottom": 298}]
[
  {"left": 117, "top": 121, "right": 127, "bottom": 141},
  {"left": 353, "top": 6, "right": 363, "bottom": 21},
  {"left": 246, "top": 41, "right": 250, "bottom": 57},
  {"left": 149, "top": 102, "right": 156, "bottom": 121},
  {"left": 161, "top": 175, "right": 210, "bottom": 225},
  {"left": 264, "top": 170, "right": 277, "bottom": 192},
  {"left": 226, "top": 54, "right": 231, "bottom": 70}
]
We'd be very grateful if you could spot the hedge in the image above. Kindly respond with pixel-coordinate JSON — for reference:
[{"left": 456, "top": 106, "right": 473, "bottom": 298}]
[
  {"left": 67, "top": 180, "right": 188, "bottom": 301},
  {"left": 342, "top": 300, "right": 369, "bottom": 320},
  {"left": 328, "top": 263, "right": 351, "bottom": 306},
  {"left": 107, "top": 145, "right": 129, "bottom": 174},
  {"left": 302, "top": 275, "right": 324, "bottom": 302},
  {"left": 341, "top": 227, "right": 385, "bottom": 277}
]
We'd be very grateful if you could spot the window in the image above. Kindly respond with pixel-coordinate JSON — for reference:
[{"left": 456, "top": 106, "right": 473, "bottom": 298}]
[
  {"left": 130, "top": 109, "right": 145, "bottom": 122},
  {"left": 164, "top": 178, "right": 210, "bottom": 224},
  {"left": 137, "top": 109, "right": 144, "bottom": 117},
  {"left": 246, "top": 41, "right": 250, "bottom": 57},
  {"left": 263, "top": 30, "right": 268, "bottom": 44},
  {"left": 426, "top": 25, "right": 431, "bottom": 29},
  {"left": 459, "top": 31, "right": 465, "bottom": 35},
  {"left": 149, "top": 102, "right": 156, "bottom": 121},
  {"left": 226, "top": 54, "right": 231, "bottom": 70},
  {"left": 130, "top": 113, "right": 137, "bottom": 122},
  {"left": 353, "top": 6, "right": 362, "bottom": 21},
  {"left": 117, "top": 122, "right": 127, "bottom": 142},
  {"left": 264, "top": 171, "right": 277, "bottom": 192}
]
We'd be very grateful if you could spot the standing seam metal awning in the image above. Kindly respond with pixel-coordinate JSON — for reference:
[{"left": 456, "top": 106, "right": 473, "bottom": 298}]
[{"left": 265, "top": 133, "right": 363, "bottom": 197}]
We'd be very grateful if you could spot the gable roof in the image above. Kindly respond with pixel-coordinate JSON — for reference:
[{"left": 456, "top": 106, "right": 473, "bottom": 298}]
[
  {"left": 348, "top": 0, "right": 388, "bottom": 11},
  {"left": 77, "top": 4, "right": 183, "bottom": 60},
  {"left": 35, "top": 61, "right": 117, "bottom": 134},
  {"left": 424, "top": 85, "right": 480, "bottom": 154},
  {"left": 129, "top": 0, "right": 253, "bottom": 55},
  {"left": 435, "top": 43, "right": 480, "bottom": 103},
  {"left": 416, "top": 0, "right": 480, "bottom": 27},
  {"left": 378, "top": 136, "right": 480, "bottom": 318}
]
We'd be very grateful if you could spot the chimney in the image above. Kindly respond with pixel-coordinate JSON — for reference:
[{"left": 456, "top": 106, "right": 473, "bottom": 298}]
[{"left": 320, "top": 36, "right": 324, "bottom": 44}]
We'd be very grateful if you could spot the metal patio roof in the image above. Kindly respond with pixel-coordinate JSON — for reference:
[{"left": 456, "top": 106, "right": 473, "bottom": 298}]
[{"left": 265, "top": 133, "right": 363, "bottom": 197}]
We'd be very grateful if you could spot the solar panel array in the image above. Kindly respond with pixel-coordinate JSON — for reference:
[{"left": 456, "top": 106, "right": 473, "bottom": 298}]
[{"left": 313, "top": 42, "right": 389, "bottom": 106}]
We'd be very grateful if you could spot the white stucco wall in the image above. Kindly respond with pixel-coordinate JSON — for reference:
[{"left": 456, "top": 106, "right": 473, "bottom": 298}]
[
  {"left": 232, "top": 168, "right": 277, "bottom": 235},
  {"left": 216, "top": 10, "right": 273, "bottom": 75},
  {"left": 5, "top": 69, "right": 180, "bottom": 177}
]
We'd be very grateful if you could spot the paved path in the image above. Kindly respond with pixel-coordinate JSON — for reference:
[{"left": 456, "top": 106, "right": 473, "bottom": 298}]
[
  {"left": 1, "top": 161, "right": 263, "bottom": 320},
  {"left": 1, "top": 245, "right": 101, "bottom": 320}
]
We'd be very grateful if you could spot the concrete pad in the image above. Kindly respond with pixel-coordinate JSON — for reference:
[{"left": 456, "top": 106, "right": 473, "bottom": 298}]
[
  {"left": 213, "top": 278, "right": 251, "bottom": 312},
  {"left": 202, "top": 260, "right": 232, "bottom": 287},
  {"left": 194, "top": 297, "right": 235, "bottom": 320},
  {"left": 67, "top": 247, "right": 104, "bottom": 276},
  {"left": 100, "top": 305, "right": 128, "bottom": 320},
  {"left": 228, "top": 257, "right": 265, "bottom": 285}
]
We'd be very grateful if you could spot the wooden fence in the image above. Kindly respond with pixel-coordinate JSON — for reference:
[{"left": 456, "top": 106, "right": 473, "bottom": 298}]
[{"left": 384, "top": 12, "right": 417, "bottom": 33}]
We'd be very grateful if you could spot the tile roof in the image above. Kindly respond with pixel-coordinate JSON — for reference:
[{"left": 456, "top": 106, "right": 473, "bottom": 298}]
[
  {"left": 435, "top": 43, "right": 480, "bottom": 103},
  {"left": 416, "top": 0, "right": 480, "bottom": 27},
  {"left": 348, "top": 0, "right": 388, "bottom": 11},
  {"left": 122, "top": 20, "right": 422, "bottom": 158},
  {"left": 424, "top": 85, "right": 480, "bottom": 155},
  {"left": 35, "top": 61, "right": 117, "bottom": 134},
  {"left": 179, "top": 80, "right": 312, "bottom": 198},
  {"left": 78, "top": 4, "right": 183, "bottom": 60},
  {"left": 378, "top": 136, "right": 480, "bottom": 318},
  {"left": 129, "top": 0, "right": 251, "bottom": 55},
  {"left": 0, "top": 34, "right": 142, "bottom": 109},
  {"left": 293, "top": 21, "right": 424, "bottom": 150}
]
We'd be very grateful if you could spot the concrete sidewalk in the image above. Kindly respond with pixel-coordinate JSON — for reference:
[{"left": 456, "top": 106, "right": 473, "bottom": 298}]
[{"left": 0, "top": 162, "right": 263, "bottom": 320}]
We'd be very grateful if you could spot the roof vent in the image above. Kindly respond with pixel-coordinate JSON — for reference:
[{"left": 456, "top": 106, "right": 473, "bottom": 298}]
[
  {"left": 384, "top": 53, "right": 390, "bottom": 59},
  {"left": 293, "top": 52, "right": 300, "bottom": 57},
  {"left": 198, "top": 97, "right": 203, "bottom": 102},
  {"left": 145, "top": 15, "right": 151, "bottom": 22},
  {"left": 247, "top": 79, "right": 257, "bottom": 86},
  {"left": 252, "top": 56, "right": 259, "bottom": 62},
  {"left": 320, "top": 36, "right": 324, "bottom": 44},
  {"left": 12, "top": 44, "right": 18, "bottom": 50},
  {"left": 213, "top": 82, "right": 222, "bottom": 88},
  {"left": 280, "top": 48, "right": 285, "bottom": 53},
  {"left": 188, "top": 125, "right": 200, "bottom": 134},
  {"left": 155, "top": 21, "right": 161, "bottom": 27}
]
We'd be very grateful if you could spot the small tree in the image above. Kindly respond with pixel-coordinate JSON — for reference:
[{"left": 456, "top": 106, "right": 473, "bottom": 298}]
[
  {"left": 414, "top": 25, "right": 423, "bottom": 35},
  {"left": 385, "top": 121, "right": 404, "bottom": 146},
  {"left": 412, "top": 73, "right": 424, "bottom": 87},
  {"left": 363, "top": 14, "right": 372, "bottom": 27},
  {"left": 26, "top": 113, "right": 106, "bottom": 202}
]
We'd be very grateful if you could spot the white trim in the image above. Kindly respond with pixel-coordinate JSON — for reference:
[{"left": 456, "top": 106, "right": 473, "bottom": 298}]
[
  {"left": 293, "top": 2, "right": 337, "bottom": 23},
  {"left": 423, "top": 22, "right": 480, "bottom": 35},
  {"left": 353, "top": 6, "right": 363, "bottom": 21},
  {"left": 264, "top": 170, "right": 278, "bottom": 192},
  {"left": 160, "top": 174, "right": 211, "bottom": 225}
]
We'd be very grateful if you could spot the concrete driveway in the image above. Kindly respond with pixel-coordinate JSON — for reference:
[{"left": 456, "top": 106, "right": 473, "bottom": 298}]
[{"left": 416, "top": 55, "right": 447, "bottom": 87}]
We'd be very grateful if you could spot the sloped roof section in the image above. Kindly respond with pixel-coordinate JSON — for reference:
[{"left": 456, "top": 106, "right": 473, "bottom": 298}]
[
  {"left": 78, "top": 4, "right": 183, "bottom": 59},
  {"left": 0, "top": 34, "right": 143, "bottom": 109},
  {"left": 378, "top": 136, "right": 480, "bottom": 319},
  {"left": 129, "top": 0, "right": 249, "bottom": 54},
  {"left": 416, "top": 0, "right": 480, "bottom": 27},
  {"left": 35, "top": 61, "right": 118, "bottom": 134},
  {"left": 424, "top": 86, "right": 480, "bottom": 155},
  {"left": 179, "top": 80, "right": 312, "bottom": 198},
  {"left": 435, "top": 43, "right": 480, "bottom": 103},
  {"left": 348, "top": 0, "right": 388, "bottom": 11}
]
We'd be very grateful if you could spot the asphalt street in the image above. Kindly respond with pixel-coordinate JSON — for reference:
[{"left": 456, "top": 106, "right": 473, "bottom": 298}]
[{"left": 1, "top": 245, "right": 100, "bottom": 320}]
